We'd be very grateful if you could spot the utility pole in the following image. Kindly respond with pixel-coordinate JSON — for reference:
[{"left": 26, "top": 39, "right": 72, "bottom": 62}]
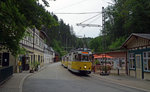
[
  {"left": 102, "top": 7, "right": 107, "bottom": 75},
  {"left": 84, "top": 34, "right": 85, "bottom": 50},
  {"left": 102, "top": 7, "right": 105, "bottom": 32}
]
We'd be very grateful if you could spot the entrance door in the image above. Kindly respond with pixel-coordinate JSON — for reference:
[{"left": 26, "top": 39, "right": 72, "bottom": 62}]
[
  {"left": 0, "top": 53, "right": 2, "bottom": 67},
  {"left": 2, "top": 53, "right": 9, "bottom": 66},
  {"left": 22, "top": 56, "right": 26, "bottom": 71},
  {"left": 135, "top": 54, "right": 142, "bottom": 79}
]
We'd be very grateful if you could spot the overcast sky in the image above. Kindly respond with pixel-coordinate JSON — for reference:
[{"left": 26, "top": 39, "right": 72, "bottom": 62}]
[{"left": 40, "top": 0, "right": 113, "bottom": 38}]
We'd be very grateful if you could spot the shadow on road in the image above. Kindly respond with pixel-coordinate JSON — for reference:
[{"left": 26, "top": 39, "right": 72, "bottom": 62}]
[{"left": 68, "top": 70, "right": 91, "bottom": 77}]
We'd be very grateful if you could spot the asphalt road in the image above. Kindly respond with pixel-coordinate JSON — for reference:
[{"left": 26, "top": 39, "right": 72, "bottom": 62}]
[{"left": 23, "top": 62, "right": 144, "bottom": 92}]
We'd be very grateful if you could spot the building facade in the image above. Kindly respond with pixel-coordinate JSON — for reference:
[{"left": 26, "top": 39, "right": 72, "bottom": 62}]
[
  {"left": 19, "top": 28, "right": 46, "bottom": 72},
  {"left": 44, "top": 44, "right": 55, "bottom": 64},
  {"left": 0, "top": 28, "right": 50, "bottom": 73},
  {"left": 0, "top": 50, "right": 16, "bottom": 72},
  {"left": 122, "top": 33, "right": 150, "bottom": 80},
  {"left": 94, "top": 51, "right": 126, "bottom": 75}
]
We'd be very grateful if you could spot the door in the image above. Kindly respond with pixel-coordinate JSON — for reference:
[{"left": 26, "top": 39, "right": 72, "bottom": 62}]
[
  {"left": 2, "top": 53, "right": 9, "bottom": 66},
  {"left": 22, "top": 56, "right": 26, "bottom": 71},
  {"left": 0, "top": 53, "right": 2, "bottom": 67},
  {"left": 135, "top": 54, "right": 142, "bottom": 79}
]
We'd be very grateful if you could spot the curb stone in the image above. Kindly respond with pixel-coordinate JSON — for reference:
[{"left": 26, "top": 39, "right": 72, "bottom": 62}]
[
  {"left": 91, "top": 73, "right": 150, "bottom": 92},
  {"left": 19, "top": 73, "right": 32, "bottom": 92},
  {"left": 19, "top": 64, "right": 50, "bottom": 92}
]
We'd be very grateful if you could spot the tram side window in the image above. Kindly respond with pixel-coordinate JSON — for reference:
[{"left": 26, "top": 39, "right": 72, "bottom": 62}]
[{"left": 67, "top": 57, "right": 69, "bottom": 61}]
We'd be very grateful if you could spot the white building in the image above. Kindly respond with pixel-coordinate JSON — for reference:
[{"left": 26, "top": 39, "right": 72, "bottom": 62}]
[
  {"left": 19, "top": 28, "right": 46, "bottom": 72},
  {"left": 44, "top": 44, "right": 55, "bottom": 64},
  {"left": 0, "top": 27, "right": 55, "bottom": 73}
]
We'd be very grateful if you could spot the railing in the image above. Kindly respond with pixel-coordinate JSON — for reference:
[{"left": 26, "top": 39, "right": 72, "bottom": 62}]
[
  {"left": 92, "top": 65, "right": 126, "bottom": 75},
  {"left": 0, "top": 66, "right": 13, "bottom": 84},
  {"left": 92, "top": 65, "right": 111, "bottom": 74}
]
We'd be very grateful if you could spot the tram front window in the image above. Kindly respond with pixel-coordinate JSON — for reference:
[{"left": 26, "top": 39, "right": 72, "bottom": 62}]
[
  {"left": 81, "top": 55, "right": 89, "bottom": 61},
  {"left": 77, "top": 54, "right": 89, "bottom": 61}
]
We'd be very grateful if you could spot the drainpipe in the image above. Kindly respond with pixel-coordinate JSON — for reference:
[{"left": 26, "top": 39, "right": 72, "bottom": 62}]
[
  {"left": 33, "top": 28, "right": 35, "bottom": 69},
  {"left": 125, "top": 50, "right": 128, "bottom": 75},
  {"left": 105, "top": 53, "right": 107, "bottom": 74},
  {"left": 141, "top": 53, "right": 144, "bottom": 79}
]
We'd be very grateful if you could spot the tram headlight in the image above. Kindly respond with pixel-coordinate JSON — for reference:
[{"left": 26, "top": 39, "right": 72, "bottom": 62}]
[{"left": 84, "top": 66, "right": 87, "bottom": 69}]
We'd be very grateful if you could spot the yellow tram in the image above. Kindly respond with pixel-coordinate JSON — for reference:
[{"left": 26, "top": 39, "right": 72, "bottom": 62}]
[
  {"left": 62, "top": 48, "right": 93, "bottom": 74},
  {"left": 61, "top": 55, "right": 68, "bottom": 68}
]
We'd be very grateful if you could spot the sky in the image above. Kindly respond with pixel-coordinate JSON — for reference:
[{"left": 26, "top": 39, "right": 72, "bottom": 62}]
[{"left": 40, "top": 0, "right": 113, "bottom": 38}]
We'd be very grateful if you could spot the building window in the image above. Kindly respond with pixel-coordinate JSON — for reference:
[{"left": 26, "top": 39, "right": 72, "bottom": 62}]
[
  {"left": 136, "top": 55, "right": 141, "bottom": 68},
  {"left": 119, "top": 59, "right": 122, "bottom": 67},
  {"left": 0, "top": 53, "right": 2, "bottom": 67},
  {"left": 31, "top": 55, "right": 33, "bottom": 62},
  {"left": 28, "top": 36, "right": 31, "bottom": 42},
  {"left": 41, "top": 56, "right": 42, "bottom": 62},
  {"left": 36, "top": 37, "right": 38, "bottom": 45},
  {"left": 129, "top": 53, "right": 135, "bottom": 69},
  {"left": 38, "top": 55, "right": 40, "bottom": 62},
  {"left": 143, "top": 52, "right": 150, "bottom": 71}
]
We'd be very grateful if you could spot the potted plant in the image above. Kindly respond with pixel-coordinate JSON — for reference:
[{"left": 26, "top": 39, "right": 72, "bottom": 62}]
[
  {"left": 100, "top": 64, "right": 111, "bottom": 75},
  {"left": 95, "top": 59, "right": 100, "bottom": 65},
  {"left": 29, "top": 62, "right": 34, "bottom": 73},
  {"left": 34, "top": 61, "right": 40, "bottom": 71}
]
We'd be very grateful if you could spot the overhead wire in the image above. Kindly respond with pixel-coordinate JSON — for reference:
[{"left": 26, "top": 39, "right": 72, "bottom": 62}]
[
  {"left": 79, "top": 13, "right": 101, "bottom": 24},
  {"left": 76, "top": 11, "right": 102, "bottom": 37},
  {"left": 102, "top": 0, "right": 114, "bottom": 5},
  {"left": 54, "top": 0, "right": 90, "bottom": 11},
  {"left": 54, "top": 12, "right": 101, "bottom": 14},
  {"left": 52, "top": 0, "right": 103, "bottom": 37},
  {"left": 87, "top": 15, "right": 101, "bottom": 24},
  {"left": 76, "top": 14, "right": 101, "bottom": 36}
]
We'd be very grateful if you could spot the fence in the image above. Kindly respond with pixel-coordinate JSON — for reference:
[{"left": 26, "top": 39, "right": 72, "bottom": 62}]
[
  {"left": 0, "top": 66, "right": 13, "bottom": 84},
  {"left": 92, "top": 65, "right": 126, "bottom": 75}
]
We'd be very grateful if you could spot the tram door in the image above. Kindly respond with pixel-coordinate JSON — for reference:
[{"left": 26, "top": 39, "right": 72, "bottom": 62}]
[{"left": 135, "top": 54, "right": 142, "bottom": 79}]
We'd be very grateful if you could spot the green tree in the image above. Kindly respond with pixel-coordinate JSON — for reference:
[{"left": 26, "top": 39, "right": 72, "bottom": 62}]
[
  {"left": 0, "top": 0, "right": 58, "bottom": 56},
  {"left": 90, "top": 0, "right": 150, "bottom": 53},
  {"left": 89, "top": 36, "right": 104, "bottom": 53},
  {"left": 0, "top": 0, "right": 27, "bottom": 56}
]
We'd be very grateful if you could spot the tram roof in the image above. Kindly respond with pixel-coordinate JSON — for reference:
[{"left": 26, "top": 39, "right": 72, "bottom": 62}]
[{"left": 76, "top": 48, "right": 91, "bottom": 51}]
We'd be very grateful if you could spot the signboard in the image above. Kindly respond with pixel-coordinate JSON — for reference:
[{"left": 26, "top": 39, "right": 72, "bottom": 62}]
[{"left": 82, "top": 52, "right": 88, "bottom": 54}]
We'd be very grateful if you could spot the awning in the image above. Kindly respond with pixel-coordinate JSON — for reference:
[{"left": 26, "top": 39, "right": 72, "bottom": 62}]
[{"left": 94, "top": 54, "right": 113, "bottom": 59}]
